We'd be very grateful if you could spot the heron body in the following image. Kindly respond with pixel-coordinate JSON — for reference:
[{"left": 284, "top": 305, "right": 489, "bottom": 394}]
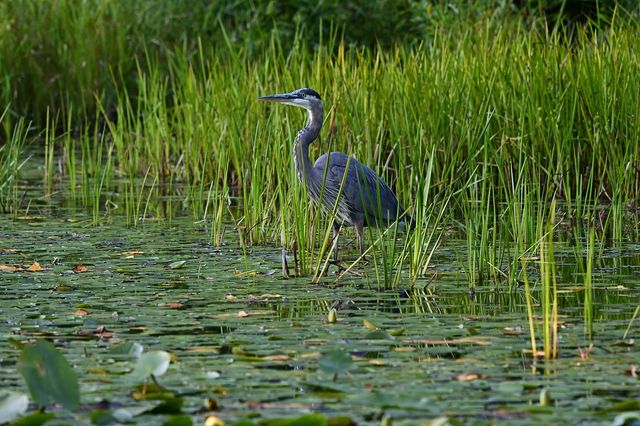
[{"left": 259, "top": 88, "right": 413, "bottom": 259}]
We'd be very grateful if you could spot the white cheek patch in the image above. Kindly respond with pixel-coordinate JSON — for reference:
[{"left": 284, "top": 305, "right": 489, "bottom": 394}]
[{"left": 291, "top": 98, "right": 311, "bottom": 108}]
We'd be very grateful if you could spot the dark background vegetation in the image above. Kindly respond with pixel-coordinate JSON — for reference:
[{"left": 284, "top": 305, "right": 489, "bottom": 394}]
[{"left": 1, "top": 0, "right": 637, "bottom": 130}]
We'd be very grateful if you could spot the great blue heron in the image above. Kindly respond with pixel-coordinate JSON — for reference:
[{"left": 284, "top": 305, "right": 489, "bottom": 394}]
[{"left": 259, "top": 87, "right": 413, "bottom": 260}]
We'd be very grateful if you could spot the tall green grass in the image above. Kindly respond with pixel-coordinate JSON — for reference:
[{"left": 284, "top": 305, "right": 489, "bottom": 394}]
[
  {"left": 4, "top": 11, "right": 640, "bottom": 284},
  {"left": 4, "top": 0, "right": 547, "bottom": 128},
  {"left": 0, "top": 109, "right": 29, "bottom": 215}
]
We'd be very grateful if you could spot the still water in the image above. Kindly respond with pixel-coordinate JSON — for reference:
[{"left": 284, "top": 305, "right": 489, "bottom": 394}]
[{"left": 0, "top": 212, "right": 638, "bottom": 425}]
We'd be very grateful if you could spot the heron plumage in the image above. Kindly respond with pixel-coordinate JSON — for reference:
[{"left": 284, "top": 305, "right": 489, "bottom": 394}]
[{"left": 259, "top": 87, "right": 413, "bottom": 258}]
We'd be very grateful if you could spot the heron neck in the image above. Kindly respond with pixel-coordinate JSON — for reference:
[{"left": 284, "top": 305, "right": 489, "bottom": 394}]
[{"left": 294, "top": 108, "right": 323, "bottom": 184}]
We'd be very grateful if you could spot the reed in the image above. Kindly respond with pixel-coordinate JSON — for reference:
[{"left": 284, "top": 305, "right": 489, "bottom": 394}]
[
  {"left": 583, "top": 227, "right": 595, "bottom": 340},
  {"left": 0, "top": 112, "right": 29, "bottom": 215},
  {"left": 540, "top": 200, "right": 559, "bottom": 359},
  {"left": 2, "top": 6, "right": 639, "bottom": 283}
]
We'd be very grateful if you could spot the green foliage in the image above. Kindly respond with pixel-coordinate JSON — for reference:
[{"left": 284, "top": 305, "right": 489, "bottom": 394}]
[
  {"left": 2, "top": 0, "right": 637, "bottom": 125},
  {"left": 0, "top": 0, "right": 430, "bottom": 122},
  {"left": 516, "top": 0, "right": 638, "bottom": 30},
  {"left": 9, "top": 412, "right": 56, "bottom": 426},
  {"left": 17, "top": 339, "right": 80, "bottom": 410},
  {"left": 0, "top": 113, "right": 29, "bottom": 214},
  {"left": 2, "top": 1, "right": 640, "bottom": 288},
  {"left": 92, "top": 20, "right": 640, "bottom": 281}
]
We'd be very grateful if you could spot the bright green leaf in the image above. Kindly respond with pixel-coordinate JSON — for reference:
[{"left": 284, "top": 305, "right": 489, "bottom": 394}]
[
  {"left": 9, "top": 412, "right": 55, "bottom": 426},
  {"left": 148, "top": 397, "right": 184, "bottom": 414},
  {"left": 17, "top": 339, "right": 80, "bottom": 410},
  {"left": 602, "top": 400, "right": 640, "bottom": 413},
  {"left": 389, "top": 328, "right": 406, "bottom": 337},
  {"left": 168, "top": 260, "right": 187, "bottom": 269}
]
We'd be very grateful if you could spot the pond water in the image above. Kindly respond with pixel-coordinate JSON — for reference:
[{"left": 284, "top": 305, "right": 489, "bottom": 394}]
[{"left": 0, "top": 211, "right": 639, "bottom": 425}]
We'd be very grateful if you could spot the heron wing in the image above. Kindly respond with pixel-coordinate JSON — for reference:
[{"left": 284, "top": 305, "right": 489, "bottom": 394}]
[
  {"left": 314, "top": 152, "right": 401, "bottom": 226},
  {"left": 311, "top": 153, "right": 358, "bottom": 223},
  {"left": 347, "top": 160, "right": 401, "bottom": 225}
]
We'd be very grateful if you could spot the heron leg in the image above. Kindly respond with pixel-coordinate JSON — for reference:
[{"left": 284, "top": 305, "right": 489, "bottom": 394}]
[
  {"left": 332, "top": 222, "right": 341, "bottom": 261},
  {"left": 354, "top": 220, "right": 365, "bottom": 255}
]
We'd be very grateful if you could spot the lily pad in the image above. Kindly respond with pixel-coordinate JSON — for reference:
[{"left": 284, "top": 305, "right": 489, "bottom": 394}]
[
  {"left": 318, "top": 350, "right": 354, "bottom": 379},
  {"left": 17, "top": 339, "right": 80, "bottom": 410},
  {"left": 364, "top": 329, "right": 392, "bottom": 340}
]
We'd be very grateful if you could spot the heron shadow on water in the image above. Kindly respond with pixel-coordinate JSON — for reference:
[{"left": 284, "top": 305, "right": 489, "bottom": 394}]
[{"left": 258, "top": 87, "right": 414, "bottom": 262}]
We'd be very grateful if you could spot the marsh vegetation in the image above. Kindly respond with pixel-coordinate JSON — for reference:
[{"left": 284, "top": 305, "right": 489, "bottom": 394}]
[{"left": 1, "top": 1, "right": 639, "bottom": 425}]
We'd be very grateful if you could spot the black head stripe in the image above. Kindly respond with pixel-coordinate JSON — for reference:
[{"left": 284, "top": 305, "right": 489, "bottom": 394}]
[{"left": 297, "top": 88, "right": 321, "bottom": 100}]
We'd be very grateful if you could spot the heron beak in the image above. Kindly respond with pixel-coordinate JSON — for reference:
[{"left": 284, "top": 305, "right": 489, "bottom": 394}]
[{"left": 258, "top": 93, "right": 298, "bottom": 103}]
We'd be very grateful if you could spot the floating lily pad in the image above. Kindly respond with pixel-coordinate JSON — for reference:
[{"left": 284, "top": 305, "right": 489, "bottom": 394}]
[
  {"left": 17, "top": 339, "right": 80, "bottom": 410},
  {"left": 318, "top": 350, "right": 354, "bottom": 379}
]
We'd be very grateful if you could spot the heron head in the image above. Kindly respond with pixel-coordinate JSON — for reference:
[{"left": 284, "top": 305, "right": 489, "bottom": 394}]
[{"left": 258, "top": 88, "right": 322, "bottom": 111}]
